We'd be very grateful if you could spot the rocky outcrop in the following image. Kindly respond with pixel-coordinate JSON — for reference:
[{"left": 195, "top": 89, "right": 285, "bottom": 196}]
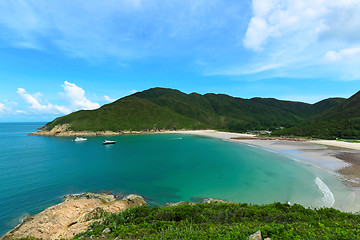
[
  {"left": 29, "top": 124, "right": 174, "bottom": 137},
  {"left": 28, "top": 124, "right": 124, "bottom": 137},
  {"left": 1, "top": 193, "right": 145, "bottom": 240},
  {"left": 64, "top": 192, "right": 117, "bottom": 202}
]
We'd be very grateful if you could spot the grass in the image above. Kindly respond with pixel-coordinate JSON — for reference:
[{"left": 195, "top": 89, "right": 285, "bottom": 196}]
[{"left": 73, "top": 202, "right": 360, "bottom": 240}]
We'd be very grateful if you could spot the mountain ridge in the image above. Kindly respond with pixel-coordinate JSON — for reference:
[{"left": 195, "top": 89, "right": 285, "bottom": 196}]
[
  {"left": 275, "top": 90, "right": 360, "bottom": 139},
  {"left": 38, "top": 87, "right": 354, "bottom": 138}
]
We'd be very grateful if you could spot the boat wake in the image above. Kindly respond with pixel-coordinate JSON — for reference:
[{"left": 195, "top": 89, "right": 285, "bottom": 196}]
[{"left": 315, "top": 177, "right": 335, "bottom": 208}]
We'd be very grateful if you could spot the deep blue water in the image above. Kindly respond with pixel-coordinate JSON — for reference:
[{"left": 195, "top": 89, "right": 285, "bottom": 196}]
[{"left": 0, "top": 123, "right": 354, "bottom": 236}]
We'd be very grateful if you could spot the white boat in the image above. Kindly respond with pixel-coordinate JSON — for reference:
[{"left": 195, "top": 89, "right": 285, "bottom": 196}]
[
  {"left": 102, "top": 140, "right": 116, "bottom": 145},
  {"left": 74, "top": 137, "right": 87, "bottom": 142}
]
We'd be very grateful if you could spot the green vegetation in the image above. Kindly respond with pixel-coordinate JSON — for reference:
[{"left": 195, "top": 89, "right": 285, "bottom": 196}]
[
  {"left": 339, "top": 139, "right": 360, "bottom": 143},
  {"left": 44, "top": 88, "right": 345, "bottom": 134},
  {"left": 73, "top": 202, "right": 360, "bottom": 239},
  {"left": 43, "top": 87, "right": 360, "bottom": 139},
  {"left": 274, "top": 91, "right": 360, "bottom": 139}
]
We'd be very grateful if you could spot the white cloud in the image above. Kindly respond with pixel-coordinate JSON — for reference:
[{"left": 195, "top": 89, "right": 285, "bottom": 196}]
[
  {"left": 15, "top": 110, "right": 27, "bottom": 114},
  {"left": 129, "top": 90, "right": 138, "bottom": 94},
  {"left": 17, "top": 88, "right": 70, "bottom": 114},
  {"left": 243, "top": 1, "right": 360, "bottom": 52},
  {"left": 16, "top": 81, "right": 100, "bottom": 116},
  {"left": 0, "top": 0, "right": 245, "bottom": 60},
  {"left": 61, "top": 81, "right": 100, "bottom": 110},
  {"left": 0, "top": 101, "right": 25, "bottom": 115},
  {"left": 219, "top": 0, "right": 360, "bottom": 80},
  {"left": 212, "top": 63, "right": 282, "bottom": 76},
  {"left": 4, "top": 99, "right": 18, "bottom": 105},
  {"left": 0, "top": 102, "right": 9, "bottom": 113},
  {"left": 243, "top": 17, "right": 272, "bottom": 51},
  {"left": 323, "top": 47, "right": 360, "bottom": 62},
  {"left": 104, "top": 95, "right": 116, "bottom": 102}
]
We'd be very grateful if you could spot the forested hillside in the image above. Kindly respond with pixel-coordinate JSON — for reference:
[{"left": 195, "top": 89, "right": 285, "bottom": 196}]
[{"left": 44, "top": 88, "right": 344, "bottom": 133}]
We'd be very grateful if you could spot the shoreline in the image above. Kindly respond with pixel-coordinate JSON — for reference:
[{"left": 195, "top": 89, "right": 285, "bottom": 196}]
[
  {"left": 168, "top": 130, "right": 360, "bottom": 212},
  {"left": 172, "top": 130, "right": 360, "bottom": 184},
  {"left": 31, "top": 127, "right": 360, "bottom": 185},
  {"left": 30, "top": 128, "right": 360, "bottom": 211}
]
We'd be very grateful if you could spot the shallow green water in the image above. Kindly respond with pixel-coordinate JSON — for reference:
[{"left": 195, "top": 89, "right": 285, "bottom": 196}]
[{"left": 0, "top": 123, "right": 355, "bottom": 236}]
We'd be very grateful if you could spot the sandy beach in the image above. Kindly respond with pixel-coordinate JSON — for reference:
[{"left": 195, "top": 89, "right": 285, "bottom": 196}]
[
  {"left": 174, "top": 130, "right": 360, "bottom": 184},
  {"left": 170, "top": 130, "right": 360, "bottom": 212}
]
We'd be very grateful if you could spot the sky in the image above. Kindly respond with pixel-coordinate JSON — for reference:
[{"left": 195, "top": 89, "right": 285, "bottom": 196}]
[{"left": 0, "top": 0, "right": 360, "bottom": 121}]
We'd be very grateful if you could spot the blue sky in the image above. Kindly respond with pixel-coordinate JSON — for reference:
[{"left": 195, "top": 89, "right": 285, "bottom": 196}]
[{"left": 0, "top": 0, "right": 360, "bottom": 121}]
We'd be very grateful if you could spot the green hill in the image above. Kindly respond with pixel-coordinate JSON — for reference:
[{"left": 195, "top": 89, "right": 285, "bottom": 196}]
[
  {"left": 43, "top": 87, "right": 345, "bottom": 134},
  {"left": 275, "top": 92, "right": 360, "bottom": 139}
]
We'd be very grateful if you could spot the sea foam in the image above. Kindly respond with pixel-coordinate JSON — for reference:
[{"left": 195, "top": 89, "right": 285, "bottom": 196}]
[{"left": 315, "top": 177, "right": 335, "bottom": 207}]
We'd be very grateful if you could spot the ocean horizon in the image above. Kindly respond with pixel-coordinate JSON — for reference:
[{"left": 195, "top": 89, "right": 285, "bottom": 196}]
[{"left": 0, "top": 122, "right": 354, "bottom": 237}]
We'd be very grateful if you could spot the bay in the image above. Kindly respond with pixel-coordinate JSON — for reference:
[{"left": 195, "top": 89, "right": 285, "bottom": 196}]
[{"left": 0, "top": 122, "right": 353, "bottom": 236}]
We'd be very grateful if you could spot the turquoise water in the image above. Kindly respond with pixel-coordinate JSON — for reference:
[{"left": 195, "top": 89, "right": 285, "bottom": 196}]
[{"left": 0, "top": 123, "right": 355, "bottom": 236}]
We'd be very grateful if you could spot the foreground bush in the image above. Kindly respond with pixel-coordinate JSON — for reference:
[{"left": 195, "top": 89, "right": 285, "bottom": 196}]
[{"left": 74, "top": 202, "right": 360, "bottom": 239}]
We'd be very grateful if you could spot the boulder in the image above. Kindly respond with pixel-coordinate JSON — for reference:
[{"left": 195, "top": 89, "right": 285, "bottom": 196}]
[
  {"left": 64, "top": 192, "right": 116, "bottom": 202},
  {"left": 122, "top": 194, "right": 146, "bottom": 206},
  {"left": 249, "top": 230, "right": 263, "bottom": 240}
]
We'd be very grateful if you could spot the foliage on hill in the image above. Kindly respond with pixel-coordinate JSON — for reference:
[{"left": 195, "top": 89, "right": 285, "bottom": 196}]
[
  {"left": 73, "top": 202, "right": 360, "bottom": 240},
  {"left": 275, "top": 92, "right": 360, "bottom": 139},
  {"left": 43, "top": 87, "right": 344, "bottom": 133}
]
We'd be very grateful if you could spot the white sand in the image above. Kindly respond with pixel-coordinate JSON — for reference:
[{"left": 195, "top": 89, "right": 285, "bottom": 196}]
[
  {"left": 171, "top": 130, "right": 351, "bottom": 173},
  {"left": 169, "top": 130, "right": 360, "bottom": 212},
  {"left": 310, "top": 140, "right": 360, "bottom": 150}
]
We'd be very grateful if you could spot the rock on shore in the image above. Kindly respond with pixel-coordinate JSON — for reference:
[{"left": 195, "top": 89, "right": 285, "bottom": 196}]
[
  {"left": 28, "top": 124, "right": 172, "bottom": 137},
  {"left": 1, "top": 193, "right": 146, "bottom": 240},
  {"left": 28, "top": 124, "right": 124, "bottom": 137}
]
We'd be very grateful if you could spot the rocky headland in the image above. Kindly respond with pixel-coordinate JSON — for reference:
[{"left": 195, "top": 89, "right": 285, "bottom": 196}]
[
  {"left": 1, "top": 193, "right": 146, "bottom": 240},
  {"left": 1, "top": 193, "right": 273, "bottom": 240},
  {"left": 29, "top": 124, "right": 177, "bottom": 137}
]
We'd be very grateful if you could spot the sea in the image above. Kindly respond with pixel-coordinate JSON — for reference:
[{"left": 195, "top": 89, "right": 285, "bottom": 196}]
[{"left": 0, "top": 122, "right": 356, "bottom": 236}]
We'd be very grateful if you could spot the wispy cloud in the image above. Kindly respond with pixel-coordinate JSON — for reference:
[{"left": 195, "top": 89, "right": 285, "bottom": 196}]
[
  {"left": 4, "top": 99, "right": 18, "bottom": 106},
  {"left": 104, "top": 95, "right": 116, "bottom": 102},
  {"left": 243, "top": 1, "right": 360, "bottom": 52},
  {"left": 323, "top": 47, "right": 360, "bottom": 62},
  {"left": 0, "top": 0, "right": 246, "bottom": 60},
  {"left": 1, "top": 0, "right": 360, "bottom": 84},
  {"left": 233, "top": 0, "right": 360, "bottom": 80},
  {"left": 0, "top": 102, "right": 9, "bottom": 113},
  {"left": 210, "top": 63, "right": 283, "bottom": 76},
  {"left": 17, "top": 88, "right": 70, "bottom": 114},
  {"left": 0, "top": 101, "right": 25, "bottom": 115}
]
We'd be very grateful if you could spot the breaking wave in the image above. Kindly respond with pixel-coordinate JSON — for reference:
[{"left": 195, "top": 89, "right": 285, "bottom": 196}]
[{"left": 315, "top": 177, "right": 335, "bottom": 208}]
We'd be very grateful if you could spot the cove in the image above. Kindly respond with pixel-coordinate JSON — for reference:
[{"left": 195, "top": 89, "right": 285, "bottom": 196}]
[{"left": 0, "top": 123, "right": 354, "bottom": 236}]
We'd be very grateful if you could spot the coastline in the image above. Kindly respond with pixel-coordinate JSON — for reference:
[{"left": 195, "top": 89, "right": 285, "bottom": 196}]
[
  {"left": 29, "top": 127, "right": 360, "bottom": 211},
  {"left": 169, "top": 130, "right": 360, "bottom": 175},
  {"left": 31, "top": 126, "right": 360, "bottom": 186},
  {"left": 168, "top": 130, "right": 360, "bottom": 212}
]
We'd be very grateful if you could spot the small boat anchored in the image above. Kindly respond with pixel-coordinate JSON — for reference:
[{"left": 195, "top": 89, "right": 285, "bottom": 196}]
[
  {"left": 102, "top": 140, "right": 116, "bottom": 145},
  {"left": 74, "top": 137, "right": 87, "bottom": 142}
]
